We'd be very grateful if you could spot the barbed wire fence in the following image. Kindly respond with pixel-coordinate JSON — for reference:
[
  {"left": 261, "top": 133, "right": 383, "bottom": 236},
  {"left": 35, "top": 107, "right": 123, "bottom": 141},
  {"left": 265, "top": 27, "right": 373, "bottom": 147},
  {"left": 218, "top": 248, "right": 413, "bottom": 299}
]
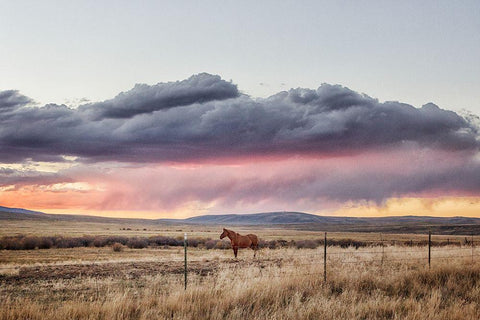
[{"left": 182, "top": 229, "right": 478, "bottom": 289}]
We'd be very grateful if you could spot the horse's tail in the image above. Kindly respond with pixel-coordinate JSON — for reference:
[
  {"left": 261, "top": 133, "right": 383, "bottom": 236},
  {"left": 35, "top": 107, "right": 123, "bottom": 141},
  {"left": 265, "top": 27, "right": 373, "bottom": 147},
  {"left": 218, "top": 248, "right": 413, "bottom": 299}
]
[{"left": 247, "top": 234, "right": 258, "bottom": 248}]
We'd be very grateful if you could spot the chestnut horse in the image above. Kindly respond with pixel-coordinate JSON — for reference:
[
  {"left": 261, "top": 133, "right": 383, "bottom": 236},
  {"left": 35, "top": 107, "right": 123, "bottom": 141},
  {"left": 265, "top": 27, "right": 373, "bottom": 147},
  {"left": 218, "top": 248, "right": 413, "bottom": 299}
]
[{"left": 220, "top": 228, "right": 258, "bottom": 258}]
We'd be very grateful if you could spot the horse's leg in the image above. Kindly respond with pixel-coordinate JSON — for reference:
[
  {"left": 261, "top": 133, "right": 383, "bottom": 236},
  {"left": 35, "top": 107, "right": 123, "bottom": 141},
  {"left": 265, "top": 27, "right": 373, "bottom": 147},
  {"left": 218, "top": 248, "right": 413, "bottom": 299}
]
[{"left": 233, "top": 246, "right": 238, "bottom": 258}]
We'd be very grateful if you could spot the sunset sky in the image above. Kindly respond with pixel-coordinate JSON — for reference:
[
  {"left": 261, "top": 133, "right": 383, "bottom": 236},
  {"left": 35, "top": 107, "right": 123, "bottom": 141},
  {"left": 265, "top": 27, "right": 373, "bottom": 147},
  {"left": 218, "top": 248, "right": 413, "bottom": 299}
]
[{"left": 1, "top": 1, "right": 479, "bottom": 218}]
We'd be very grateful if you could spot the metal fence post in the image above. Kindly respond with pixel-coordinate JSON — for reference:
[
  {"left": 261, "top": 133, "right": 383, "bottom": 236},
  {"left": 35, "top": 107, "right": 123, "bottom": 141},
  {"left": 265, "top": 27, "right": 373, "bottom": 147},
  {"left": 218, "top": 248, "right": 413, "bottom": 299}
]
[
  {"left": 184, "top": 232, "right": 188, "bottom": 290},
  {"left": 324, "top": 232, "right": 327, "bottom": 283},
  {"left": 381, "top": 233, "right": 384, "bottom": 266},
  {"left": 428, "top": 231, "right": 431, "bottom": 269},
  {"left": 472, "top": 234, "right": 474, "bottom": 263}
]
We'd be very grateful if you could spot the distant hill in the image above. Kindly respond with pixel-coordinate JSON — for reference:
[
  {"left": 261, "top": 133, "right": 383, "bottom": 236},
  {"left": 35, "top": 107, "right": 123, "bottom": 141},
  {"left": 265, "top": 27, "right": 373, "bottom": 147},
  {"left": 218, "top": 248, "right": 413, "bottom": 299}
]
[
  {"left": 176, "top": 211, "right": 382, "bottom": 225},
  {"left": 158, "top": 211, "right": 480, "bottom": 234},
  {"left": 2, "top": 206, "right": 480, "bottom": 234},
  {"left": 0, "top": 206, "right": 45, "bottom": 215},
  {"left": 164, "top": 211, "right": 480, "bottom": 226},
  {"left": 0, "top": 205, "right": 49, "bottom": 220},
  {"left": 183, "top": 211, "right": 327, "bottom": 224}
]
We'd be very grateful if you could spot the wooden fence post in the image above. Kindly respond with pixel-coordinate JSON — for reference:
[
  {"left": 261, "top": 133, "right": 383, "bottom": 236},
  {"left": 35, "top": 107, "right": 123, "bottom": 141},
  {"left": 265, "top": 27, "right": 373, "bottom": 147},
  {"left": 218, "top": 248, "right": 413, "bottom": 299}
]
[
  {"left": 428, "top": 231, "right": 431, "bottom": 269},
  {"left": 324, "top": 232, "right": 327, "bottom": 283},
  {"left": 184, "top": 232, "right": 188, "bottom": 290}
]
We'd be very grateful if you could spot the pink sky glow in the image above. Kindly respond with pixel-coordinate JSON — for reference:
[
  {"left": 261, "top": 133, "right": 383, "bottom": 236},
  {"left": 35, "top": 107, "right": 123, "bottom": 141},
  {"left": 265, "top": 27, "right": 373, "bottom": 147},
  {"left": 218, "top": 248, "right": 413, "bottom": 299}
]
[{"left": 1, "top": 74, "right": 479, "bottom": 218}]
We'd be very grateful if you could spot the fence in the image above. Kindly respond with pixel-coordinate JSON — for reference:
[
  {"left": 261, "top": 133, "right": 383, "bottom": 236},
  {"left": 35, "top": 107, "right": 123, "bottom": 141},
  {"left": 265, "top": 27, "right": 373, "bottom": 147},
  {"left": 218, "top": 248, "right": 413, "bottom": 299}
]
[
  {"left": 1, "top": 230, "right": 477, "bottom": 289},
  {"left": 181, "top": 230, "right": 478, "bottom": 289}
]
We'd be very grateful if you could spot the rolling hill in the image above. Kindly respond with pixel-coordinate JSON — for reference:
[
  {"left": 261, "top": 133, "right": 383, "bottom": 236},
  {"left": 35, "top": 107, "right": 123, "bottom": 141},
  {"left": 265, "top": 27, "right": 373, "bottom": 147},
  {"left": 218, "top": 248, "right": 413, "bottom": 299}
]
[
  {"left": 2, "top": 206, "right": 480, "bottom": 234},
  {"left": 165, "top": 211, "right": 480, "bottom": 226},
  {"left": 0, "top": 206, "right": 45, "bottom": 215}
]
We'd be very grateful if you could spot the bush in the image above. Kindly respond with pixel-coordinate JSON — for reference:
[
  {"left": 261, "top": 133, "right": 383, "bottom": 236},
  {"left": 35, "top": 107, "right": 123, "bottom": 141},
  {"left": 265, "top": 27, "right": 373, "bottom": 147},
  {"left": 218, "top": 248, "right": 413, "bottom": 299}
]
[
  {"left": 93, "top": 237, "right": 107, "bottom": 247},
  {"left": 2, "top": 237, "right": 23, "bottom": 250},
  {"left": 187, "top": 238, "right": 199, "bottom": 247},
  {"left": 295, "top": 239, "right": 318, "bottom": 249},
  {"left": 215, "top": 241, "right": 231, "bottom": 249},
  {"left": 268, "top": 240, "right": 278, "bottom": 249},
  {"left": 112, "top": 242, "right": 124, "bottom": 252},
  {"left": 38, "top": 237, "right": 53, "bottom": 249},
  {"left": 55, "top": 237, "right": 82, "bottom": 248},
  {"left": 148, "top": 236, "right": 169, "bottom": 246},
  {"left": 127, "top": 238, "right": 148, "bottom": 249},
  {"left": 21, "top": 237, "right": 38, "bottom": 250},
  {"left": 104, "top": 236, "right": 129, "bottom": 246},
  {"left": 77, "top": 236, "right": 95, "bottom": 247},
  {"left": 257, "top": 239, "right": 268, "bottom": 248},
  {"left": 205, "top": 240, "right": 217, "bottom": 250}
]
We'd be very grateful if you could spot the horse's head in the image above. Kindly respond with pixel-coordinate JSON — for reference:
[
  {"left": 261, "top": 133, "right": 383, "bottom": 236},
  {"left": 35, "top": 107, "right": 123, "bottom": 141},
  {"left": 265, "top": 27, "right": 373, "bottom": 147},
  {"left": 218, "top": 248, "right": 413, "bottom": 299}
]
[{"left": 220, "top": 228, "right": 228, "bottom": 239}]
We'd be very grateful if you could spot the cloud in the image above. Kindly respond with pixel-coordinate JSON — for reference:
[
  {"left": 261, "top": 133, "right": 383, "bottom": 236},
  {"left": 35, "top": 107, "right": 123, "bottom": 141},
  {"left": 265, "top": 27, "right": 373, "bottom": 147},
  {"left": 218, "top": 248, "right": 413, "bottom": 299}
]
[
  {"left": 0, "top": 90, "right": 32, "bottom": 113},
  {"left": 13, "top": 149, "right": 478, "bottom": 213},
  {"left": 0, "top": 74, "right": 478, "bottom": 165},
  {"left": 0, "top": 167, "right": 72, "bottom": 188},
  {"left": 79, "top": 73, "right": 239, "bottom": 120}
]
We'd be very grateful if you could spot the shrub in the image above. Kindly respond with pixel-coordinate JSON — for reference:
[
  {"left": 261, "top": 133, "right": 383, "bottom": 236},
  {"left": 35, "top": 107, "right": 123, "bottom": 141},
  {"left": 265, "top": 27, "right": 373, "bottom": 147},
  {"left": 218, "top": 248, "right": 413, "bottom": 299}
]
[
  {"left": 76, "top": 236, "right": 95, "bottom": 247},
  {"left": 331, "top": 239, "right": 367, "bottom": 249},
  {"left": 55, "top": 237, "right": 82, "bottom": 248},
  {"left": 257, "top": 239, "right": 268, "bottom": 248},
  {"left": 104, "top": 236, "right": 129, "bottom": 246},
  {"left": 187, "top": 238, "right": 199, "bottom": 247},
  {"left": 268, "top": 240, "right": 278, "bottom": 249},
  {"left": 148, "top": 235, "right": 185, "bottom": 247},
  {"left": 127, "top": 238, "right": 148, "bottom": 249},
  {"left": 276, "top": 239, "right": 289, "bottom": 248},
  {"left": 295, "top": 239, "right": 318, "bottom": 249},
  {"left": 21, "top": 237, "right": 38, "bottom": 250},
  {"left": 205, "top": 240, "right": 217, "bottom": 250},
  {"left": 215, "top": 241, "right": 230, "bottom": 249},
  {"left": 112, "top": 243, "right": 124, "bottom": 252},
  {"left": 148, "top": 236, "right": 166, "bottom": 246},
  {"left": 2, "top": 237, "right": 23, "bottom": 250},
  {"left": 93, "top": 237, "right": 107, "bottom": 247},
  {"left": 38, "top": 237, "right": 53, "bottom": 249}
]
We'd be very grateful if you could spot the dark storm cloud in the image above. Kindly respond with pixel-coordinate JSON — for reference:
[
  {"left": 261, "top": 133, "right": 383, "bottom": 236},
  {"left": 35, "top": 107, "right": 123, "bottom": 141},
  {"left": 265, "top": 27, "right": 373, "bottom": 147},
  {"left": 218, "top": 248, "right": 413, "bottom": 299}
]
[
  {"left": 79, "top": 73, "right": 239, "bottom": 120},
  {"left": 0, "top": 73, "right": 478, "bottom": 164},
  {"left": 0, "top": 167, "right": 72, "bottom": 188},
  {"left": 0, "top": 90, "right": 32, "bottom": 113}
]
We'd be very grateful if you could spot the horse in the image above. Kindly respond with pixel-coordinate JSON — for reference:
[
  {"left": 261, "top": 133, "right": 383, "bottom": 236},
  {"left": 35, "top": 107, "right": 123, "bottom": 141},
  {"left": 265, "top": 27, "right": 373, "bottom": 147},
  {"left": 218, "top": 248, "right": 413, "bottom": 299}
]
[{"left": 220, "top": 228, "right": 258, "bottom": 258}]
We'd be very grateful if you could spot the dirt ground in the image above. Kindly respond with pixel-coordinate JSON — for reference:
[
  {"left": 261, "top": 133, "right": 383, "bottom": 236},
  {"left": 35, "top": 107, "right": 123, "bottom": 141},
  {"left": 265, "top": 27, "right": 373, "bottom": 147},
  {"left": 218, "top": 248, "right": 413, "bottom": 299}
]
[{"left": 0, "top": 255, "right": 284, "bottom": 286}]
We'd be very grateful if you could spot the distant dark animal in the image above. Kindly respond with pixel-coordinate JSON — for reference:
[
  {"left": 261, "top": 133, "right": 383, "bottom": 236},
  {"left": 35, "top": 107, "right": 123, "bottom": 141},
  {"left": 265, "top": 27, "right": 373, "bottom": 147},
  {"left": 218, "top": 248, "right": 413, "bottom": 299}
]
[{"left": 220, "top": 228, "right": 258, "bottom": 258}]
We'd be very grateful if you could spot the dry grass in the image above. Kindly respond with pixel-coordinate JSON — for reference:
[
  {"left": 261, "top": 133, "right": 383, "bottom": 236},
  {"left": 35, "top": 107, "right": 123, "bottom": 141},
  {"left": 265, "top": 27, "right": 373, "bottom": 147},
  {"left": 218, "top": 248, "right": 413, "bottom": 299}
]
[
  {"left": 1, "top": 218, "right": 471, "bottom": 245},
  {"left": 0, "top": 220, "right": 478, "bottom": 319},
  {"left": 1, "top": 245, "right": 480, "bottom": 319}
]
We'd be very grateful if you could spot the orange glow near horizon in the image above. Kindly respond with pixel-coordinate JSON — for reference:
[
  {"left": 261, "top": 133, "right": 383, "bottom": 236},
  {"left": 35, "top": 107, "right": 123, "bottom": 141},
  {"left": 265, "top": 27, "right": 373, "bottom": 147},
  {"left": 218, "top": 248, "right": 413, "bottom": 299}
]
[
  {"left": 23, "top": 196, "right": 480, "bottom": 219},
  {"left": 329, "top": 197, "right": 480, "bottom": 218},
  {"left": 2, "top": 148, "right": 480, "bottom": 219}
]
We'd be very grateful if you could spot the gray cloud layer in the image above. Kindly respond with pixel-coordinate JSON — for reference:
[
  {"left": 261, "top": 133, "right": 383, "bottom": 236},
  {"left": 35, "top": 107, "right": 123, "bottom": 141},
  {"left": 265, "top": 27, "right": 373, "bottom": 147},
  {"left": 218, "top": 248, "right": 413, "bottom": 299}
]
[
  {"left": 0, "top": 90, "right": 32, "bottom": 113},
  {"left": 79, "top": 73, "right": 239, "bottom": 120},
  {"left": 0, "top": 73, "right": 478, "bottom": 164}
]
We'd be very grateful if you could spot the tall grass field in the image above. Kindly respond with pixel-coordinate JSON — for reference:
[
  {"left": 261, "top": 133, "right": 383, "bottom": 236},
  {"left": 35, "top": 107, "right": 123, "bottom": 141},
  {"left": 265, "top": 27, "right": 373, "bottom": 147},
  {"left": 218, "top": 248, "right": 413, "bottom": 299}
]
[{"left": 1, "top": 234, "right": 480, "bottom": 319}]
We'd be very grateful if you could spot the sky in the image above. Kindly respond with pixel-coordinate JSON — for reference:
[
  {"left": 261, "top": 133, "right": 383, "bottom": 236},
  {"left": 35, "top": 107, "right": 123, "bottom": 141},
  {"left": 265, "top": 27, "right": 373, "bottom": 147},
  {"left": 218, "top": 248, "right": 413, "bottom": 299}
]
[{"left": 0, "top": 1, "right": 479, "bottom": 218}]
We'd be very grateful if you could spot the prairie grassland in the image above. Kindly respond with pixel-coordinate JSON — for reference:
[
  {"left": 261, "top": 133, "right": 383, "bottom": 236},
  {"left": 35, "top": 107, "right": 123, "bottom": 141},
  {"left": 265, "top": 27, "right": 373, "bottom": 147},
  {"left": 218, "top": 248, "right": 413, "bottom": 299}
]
[
  {"left": 0, "top": 218, "right": 470, "bottom": 244},
  {"left": 1, "top": 245, "right": 480, "bottom": 320}
]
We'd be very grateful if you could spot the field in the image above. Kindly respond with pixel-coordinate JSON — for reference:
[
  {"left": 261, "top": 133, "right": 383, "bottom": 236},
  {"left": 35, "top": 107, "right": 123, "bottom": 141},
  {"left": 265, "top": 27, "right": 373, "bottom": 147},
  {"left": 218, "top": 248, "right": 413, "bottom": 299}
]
[{"left": 1, "top": 220, "right": 480, "bottom": 319}]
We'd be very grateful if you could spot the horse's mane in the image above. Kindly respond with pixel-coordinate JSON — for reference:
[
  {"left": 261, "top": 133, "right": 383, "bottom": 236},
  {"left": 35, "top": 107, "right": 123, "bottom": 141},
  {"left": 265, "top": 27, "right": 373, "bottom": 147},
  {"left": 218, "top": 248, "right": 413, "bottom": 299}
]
[{"left": 226, "top": 228, "right": 237, "bottom": 239}]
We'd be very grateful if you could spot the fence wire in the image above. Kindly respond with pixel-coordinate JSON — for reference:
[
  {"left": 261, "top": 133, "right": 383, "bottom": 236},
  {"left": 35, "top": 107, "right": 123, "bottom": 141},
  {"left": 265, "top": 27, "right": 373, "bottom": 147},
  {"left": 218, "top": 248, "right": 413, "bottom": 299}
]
[{"left": 180, "top": 231, "right": 479, "bottom": 287}]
